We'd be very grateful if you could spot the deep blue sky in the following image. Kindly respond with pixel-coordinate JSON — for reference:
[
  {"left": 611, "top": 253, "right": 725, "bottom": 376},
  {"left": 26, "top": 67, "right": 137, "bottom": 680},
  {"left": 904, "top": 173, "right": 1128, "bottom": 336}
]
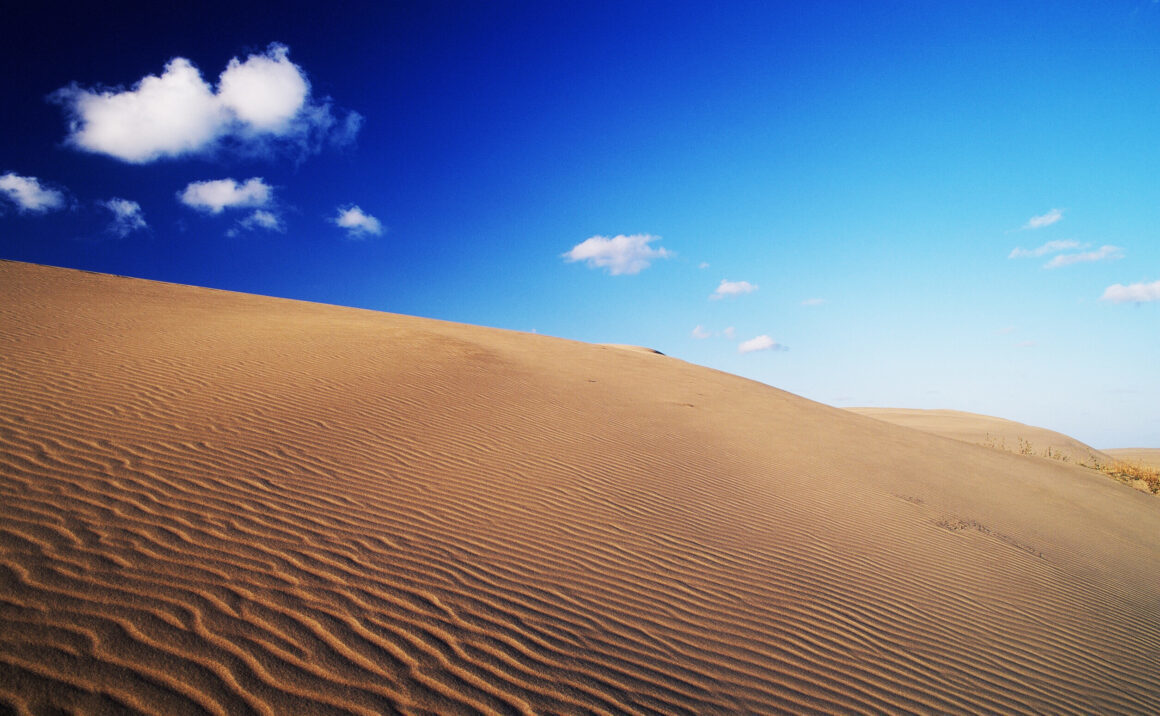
[{"left": 2, "top": 1, "right": 1158, "bottom": 447}]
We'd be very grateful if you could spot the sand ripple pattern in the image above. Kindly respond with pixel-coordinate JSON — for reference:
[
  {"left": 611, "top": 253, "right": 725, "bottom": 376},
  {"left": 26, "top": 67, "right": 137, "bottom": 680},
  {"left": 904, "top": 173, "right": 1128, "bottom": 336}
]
[{"left": 2, "top": 261, "right": 1159, "bottom": 714}]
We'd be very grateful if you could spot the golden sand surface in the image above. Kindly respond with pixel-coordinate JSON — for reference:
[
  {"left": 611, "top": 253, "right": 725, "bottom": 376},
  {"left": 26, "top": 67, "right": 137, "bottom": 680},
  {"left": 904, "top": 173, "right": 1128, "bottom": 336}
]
[
  {"left": 2, "top": 260, "right": 1158, "bottom": 714},
  {"left": 847, "top": 407, "right": 1112, "bottom": 465}
]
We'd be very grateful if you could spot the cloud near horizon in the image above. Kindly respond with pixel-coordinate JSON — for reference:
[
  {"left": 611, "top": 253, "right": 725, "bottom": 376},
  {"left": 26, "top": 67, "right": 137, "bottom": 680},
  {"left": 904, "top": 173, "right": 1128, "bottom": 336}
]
[
  {"left": 333, "top": 205, "right": 382, "bottom": 237},
  {"left": 99, "top": 198, "right": 146, "bottom": 236},
  {"left": 563, "top": 234, "right": 670, "bottom": 275},
  {"left": 711, "top": 279, "right": 757, "bottom": 300},
  {"left": 179, "top": 177, "right": 271, "bottom": 213},
  {"left": 0, "top": 172, "right": 65, "bottom": 213},
  {"left": 1023, "top": 208, "right": 1064, "bottom": 229},
  {"left": 51, "top": 43, "right": 361, "bottom": 163},
  {"left": 738, "top": 335, "right": 785, "bottom": 354},
  {"left": 1044, "top": 245, "right": 1123, "bottom": 269},
  {"left": 1100, "top": 280, "right": 1160, "bottom": 304}
]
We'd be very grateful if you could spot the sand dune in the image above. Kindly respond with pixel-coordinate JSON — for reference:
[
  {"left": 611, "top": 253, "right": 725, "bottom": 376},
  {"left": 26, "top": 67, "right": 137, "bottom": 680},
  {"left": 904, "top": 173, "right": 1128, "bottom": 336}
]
[
  {"left": 2, "top": 260, "right": 1159, "bottom": 714},
  {"left": 1106, "top": 449, "right": 1160, "bottom": 470},
  {"left": 847, "top": 407, "right": 1111, "bottom": 465}
]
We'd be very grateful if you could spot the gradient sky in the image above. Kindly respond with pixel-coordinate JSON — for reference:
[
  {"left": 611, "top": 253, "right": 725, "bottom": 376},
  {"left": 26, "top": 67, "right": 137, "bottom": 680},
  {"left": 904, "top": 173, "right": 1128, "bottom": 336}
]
[{"left": 2, "top": 1, "right": 1158, "bottom": 447}]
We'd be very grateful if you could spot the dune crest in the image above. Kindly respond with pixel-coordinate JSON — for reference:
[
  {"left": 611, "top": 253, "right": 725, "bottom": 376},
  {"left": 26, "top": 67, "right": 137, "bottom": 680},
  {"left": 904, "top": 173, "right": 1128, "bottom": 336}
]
[
  {"left": 2, "top": 261, "right": 1159, "bottom": 714},
  {"left": 847, "top": 407, "right": 1111, "bottom": 465}
]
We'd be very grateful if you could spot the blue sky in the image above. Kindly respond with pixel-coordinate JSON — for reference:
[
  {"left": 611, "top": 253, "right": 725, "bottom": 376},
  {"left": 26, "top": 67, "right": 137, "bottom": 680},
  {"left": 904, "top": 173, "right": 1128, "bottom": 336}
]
[{"left": 2, "top": 1, "right": 1157, "bottom": 447}]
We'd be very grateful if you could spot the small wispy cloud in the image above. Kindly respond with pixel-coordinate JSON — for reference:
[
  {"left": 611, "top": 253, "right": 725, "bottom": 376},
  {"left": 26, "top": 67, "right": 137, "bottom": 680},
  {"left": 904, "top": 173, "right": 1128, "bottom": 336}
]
[
  {"left": 563, "top": 234, "right": 670, "bottom": 275},
  {"left": 99, "top": 198, "right": 146, "bottom": 236},
  {"left": 1101, "top": 279, "right": 1160, "bottom": 304},
  {"left": 179, "top": 177, "right": 271, "bottom": 213},
  {"left": 710, "top": 279, "right": 757, "bottom": 300},
  {"left": 697, "top": 261, "right": 710, "bottom": 269},
  {"left": 333, "top": 205, "right": 382, "bottom": 237},
  {"left": 996, "top": 325, "right": 1016, "bottom": 335},
  {"left": 1008, "top": 239, "right": 1081, "bottom": 259},
  {"left": 1023, "top": 208, "right": 1064, "bottom": 229},
  {"left": 801, "top": 298, "right": 826, "bottom": 306},
  {"left": 1016, "top": 340, "right": 1036, "bottom": 348},
  {"left": 1044, "top": 245, "right": 1123, "bottom": 269},
  {"left": 722, "top": 326, "right": 736, "bottom": 339},
  {"left": 691, "top": 325, "right": 711, "bottom": 339},
  {"left": 51, "top": 43, "right": 361, "bottom": 164},
  {"left": 228, "top": 209, "right": 284, "bottom": 236},
  {"left": 738, "top": 335, "right": 786, "bottom": 354},
  {"left": 0, "top": 172, "right": 65, "bottom": 213}
]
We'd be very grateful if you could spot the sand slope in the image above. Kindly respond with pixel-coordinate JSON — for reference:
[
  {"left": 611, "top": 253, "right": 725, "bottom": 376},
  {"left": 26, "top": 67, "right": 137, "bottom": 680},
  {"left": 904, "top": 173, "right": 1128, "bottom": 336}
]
[
  {"left": 2, "top": 260, "right": 1158, "bottom": 714},
  {"left": 847, "top": 407, "right": 1112, "bottom": 465}
]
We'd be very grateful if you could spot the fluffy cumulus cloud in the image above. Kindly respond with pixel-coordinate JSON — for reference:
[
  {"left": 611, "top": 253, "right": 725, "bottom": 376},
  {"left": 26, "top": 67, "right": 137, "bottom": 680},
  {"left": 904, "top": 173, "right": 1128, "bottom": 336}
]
[
  {"left": 51, "top": 44, "right": 361, "bottom": 163},
  {"left": 1044, "top": 245, "right": 1123, "bottom": 269},
  {"left": 1008, "top": 239, "right": 1081, "bottom": 259},
  {"left": 1101, "top": 280, "right": 1160, "bottom": 304},
  {"left": 99, "top": 198, "right": 146, "bottom": 236},
  {"left": 563, "top": 234, "right": 670, "bottom": 275},
  {"left": 711, "top": 279, "right": 757, "bottom": 300},
  {"left": 0, "top": 172, "right": 65, "bottom": 213},
  {"left": 1024, "top": 208, "right": 1064, "bottom": 229},
  {"left": 179, "top": 177, "right": 271, "bottom": 213},
  {"left": 738, "top": 335, "right": 786, "bottom": 354},
  {"left": 333, "top": 205, "right": 382, "bottom": 237},
  {"left": 691, "top": 325, "right": 711, "bottom": 339}
]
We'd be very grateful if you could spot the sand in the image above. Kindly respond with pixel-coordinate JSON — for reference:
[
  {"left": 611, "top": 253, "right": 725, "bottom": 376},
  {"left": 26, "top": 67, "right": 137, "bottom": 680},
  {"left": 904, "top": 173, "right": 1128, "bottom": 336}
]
[
  {"left": 1106, "top": 449, "right": 1160, "bottom": 470},
  {"left": 846, "top": 407, "right": 1112, "bottom": 466},
  {"left": 2, "top": 260, "right": 1158, "bottom": 714}
]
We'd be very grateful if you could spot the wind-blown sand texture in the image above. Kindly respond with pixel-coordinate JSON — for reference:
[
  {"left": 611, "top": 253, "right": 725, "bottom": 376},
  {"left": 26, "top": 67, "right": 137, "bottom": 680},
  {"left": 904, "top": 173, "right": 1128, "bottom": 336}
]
[
  {"left": 1106, "top": 449, "right": 1160, "bottom": 470},
  {"left": 2, "top": 260, "right": 1159, "bottom": 715},
  {"left": 846, "top": 407, "right": 1111, "bottom": 465}
]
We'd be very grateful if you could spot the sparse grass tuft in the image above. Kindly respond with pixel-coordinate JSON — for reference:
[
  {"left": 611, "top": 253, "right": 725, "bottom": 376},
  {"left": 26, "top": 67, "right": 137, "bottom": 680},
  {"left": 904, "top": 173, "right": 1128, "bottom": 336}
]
[{"left": 1082, "top": 458, "right": 1160, "bottom": 495}]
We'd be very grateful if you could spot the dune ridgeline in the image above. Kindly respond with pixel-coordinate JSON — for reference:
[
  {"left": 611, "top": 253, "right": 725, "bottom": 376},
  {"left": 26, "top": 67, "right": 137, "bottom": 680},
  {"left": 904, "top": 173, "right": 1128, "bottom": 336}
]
[{"left": 2, "top": 260, "right": 1158, "bottom": 714}]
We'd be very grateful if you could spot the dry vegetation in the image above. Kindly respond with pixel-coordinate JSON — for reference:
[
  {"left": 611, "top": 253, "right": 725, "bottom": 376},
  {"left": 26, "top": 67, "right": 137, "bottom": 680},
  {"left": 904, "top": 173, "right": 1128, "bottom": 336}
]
[{"left": 982, "top": 433, "right": 1160, "bottom": 494}]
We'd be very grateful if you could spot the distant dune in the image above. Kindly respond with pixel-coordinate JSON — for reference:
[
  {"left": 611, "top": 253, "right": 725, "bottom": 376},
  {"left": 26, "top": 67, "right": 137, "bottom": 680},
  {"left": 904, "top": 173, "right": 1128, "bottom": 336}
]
[
  {"left": 2, "top": 260, "right": 1159, "bottom": 714},
  {"left": 1106, "top": 449, "right": 1160, "bottom": 470},
  {"left": 847, "top": 407, "right": 1112, "bottom": 465}
]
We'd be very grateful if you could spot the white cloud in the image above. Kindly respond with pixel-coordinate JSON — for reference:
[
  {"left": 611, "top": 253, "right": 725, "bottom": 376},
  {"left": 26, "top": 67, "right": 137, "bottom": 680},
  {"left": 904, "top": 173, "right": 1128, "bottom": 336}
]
[
  {"left": 217, "top": 45, "right": 308, "bottom": 131},
  {"left": 333, "top": 205, "right": 382, "bottom": 237},
  {"left": 1101, "top": 280, "right": 1160, "bottom": 303},
  {"left": 722, "top": 326, "right": 736, "bottom": 339},
  {"left": 51, "top": 43, "right": 359, "bottom": 163},
  {"left": 1016, "top": 340, "right": 1036, "bottom": 348},
  {"left": 997, "top": 325, "right": 1016, "bottom": 335},
  {"left": 99, "top": 198, "right": 146, "bottom": 236},
  {"left": 691, "top": 325, "right": 711, "bottom": 339},
  {"left": 1008, "top": 239, "right": 1081, "bottom": 259},
  {"left": 738, "top": 335, "right": 786, "bottom": 354},
  {"left": 228, "top": 209, "right": 284, "bottom": 236},
  {"left": 240, "top": 209, "right": 283, "bottom": 231},
  {"left": 1024, "top": 208, "right": 1064, "bottom": 229},
  {"left": 1044, "top": 245, "right": 1123, "bottom": 269},
  {"left": 801, "top": 297, "right": 826, "bottom": 306},
  {"left": 0, "top": 172, "right": 65, "bottom": 213},
  {"left": 698, "top": 261, "right": 710, "bottom": 269},
  {"left": 179, "top": 177, "right": 271, "bottom": 213},
  {"left": 563, "top": 234, "right": 670, "bottom": 275},
  {"left": 711, "top": 279, "right": 757, "bottom": 300}
]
